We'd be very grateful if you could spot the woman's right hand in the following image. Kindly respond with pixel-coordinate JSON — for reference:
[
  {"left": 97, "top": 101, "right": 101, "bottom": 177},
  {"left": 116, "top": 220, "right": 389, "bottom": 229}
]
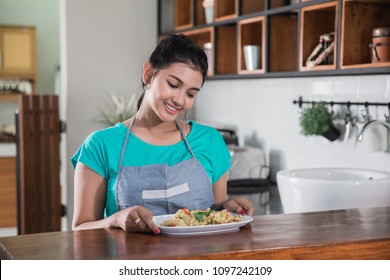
[
  {"left": 115, "top": 205, "right": 160, "bottom": 234},
  {"left": 73, "top": 163, "right": 160, "bottom": 234}
]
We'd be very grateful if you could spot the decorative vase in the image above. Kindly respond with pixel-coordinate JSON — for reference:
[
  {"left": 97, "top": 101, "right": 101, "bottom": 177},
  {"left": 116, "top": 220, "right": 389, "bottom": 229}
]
[{"left": 202, "top": 0, "right": 214, "bottom": 24}]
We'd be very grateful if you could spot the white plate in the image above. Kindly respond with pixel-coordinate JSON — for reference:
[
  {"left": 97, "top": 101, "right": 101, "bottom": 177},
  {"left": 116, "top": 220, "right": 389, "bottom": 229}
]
[{"left": 153, "top": 214, "right": 253, "bottom": 236}]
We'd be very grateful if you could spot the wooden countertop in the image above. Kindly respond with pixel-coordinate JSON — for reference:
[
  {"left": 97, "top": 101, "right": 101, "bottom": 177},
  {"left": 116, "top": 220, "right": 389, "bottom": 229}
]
[{"left": 1, "top": 207, "right": 390, "bottom": 260}]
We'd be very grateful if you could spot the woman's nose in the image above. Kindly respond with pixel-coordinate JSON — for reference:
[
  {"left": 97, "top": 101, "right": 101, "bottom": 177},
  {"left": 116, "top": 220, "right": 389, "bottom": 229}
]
[{"left": 171, "top": 90, "right": 185, "bottom": 106}]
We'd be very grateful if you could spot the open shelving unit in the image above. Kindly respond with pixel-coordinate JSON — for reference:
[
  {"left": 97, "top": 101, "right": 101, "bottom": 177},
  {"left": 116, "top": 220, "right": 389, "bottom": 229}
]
[
  {"left": 238, "top": 17, "right": 265, "bottom": 74},
  {"left": 269, "top": 12, "right": 298, "bottom": 72},
  {"left": 215, "top": 24, "right": 237, "bottom": 75},
  {"left": 215, "top": 0, "right": 238, "bottom": 22},
  {"left": 158, "top": 0, "right": 390, "bottom": 79},
  {"left": 300, "top": 1, "right": 338, "bottom": 71},
  {"left": 174, "top": 0, "right": 193, "bottom": 29},
  {"left": 341, "top": 0, "right": 390, "bottom": 69},
  {"left": 181, "top": 27, "right": 215, "bottom": 75}
]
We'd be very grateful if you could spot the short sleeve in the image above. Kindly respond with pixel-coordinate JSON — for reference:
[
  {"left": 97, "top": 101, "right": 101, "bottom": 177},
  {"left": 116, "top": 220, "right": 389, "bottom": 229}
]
[{"left": 71, "top": 131, "right": 108, "bottom": 179}]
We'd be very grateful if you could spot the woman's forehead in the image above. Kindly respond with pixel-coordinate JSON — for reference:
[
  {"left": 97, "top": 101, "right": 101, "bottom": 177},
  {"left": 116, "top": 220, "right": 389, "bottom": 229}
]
[{"left": 157, "top": 63, "right": 203, "bottom": 86}]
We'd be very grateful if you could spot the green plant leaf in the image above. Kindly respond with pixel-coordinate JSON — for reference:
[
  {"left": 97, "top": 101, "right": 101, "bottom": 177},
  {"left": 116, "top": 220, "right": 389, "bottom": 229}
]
[
  {"left": 194, "top": 209, "right": 214, "bottom": 221},
  {"left": 299, "top": 102, "right": 333, "bottom": 136}
]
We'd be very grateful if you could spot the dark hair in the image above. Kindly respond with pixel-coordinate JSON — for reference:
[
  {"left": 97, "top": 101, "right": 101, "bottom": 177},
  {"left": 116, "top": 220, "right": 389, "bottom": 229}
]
[{"left": 137, "top": 33, "right": 208, "bottom": 109}]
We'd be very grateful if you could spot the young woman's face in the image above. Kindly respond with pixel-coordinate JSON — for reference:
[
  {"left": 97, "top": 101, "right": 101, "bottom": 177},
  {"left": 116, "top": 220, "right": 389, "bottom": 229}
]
[{"left": 145, "top": 62, "right": 203, "bottom": 122}]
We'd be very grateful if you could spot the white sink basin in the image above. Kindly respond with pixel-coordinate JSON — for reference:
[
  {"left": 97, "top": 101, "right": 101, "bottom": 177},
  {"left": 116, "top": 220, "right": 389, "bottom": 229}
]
[{"left": 276, "top": 168, "right": 390, "bottom": 214}]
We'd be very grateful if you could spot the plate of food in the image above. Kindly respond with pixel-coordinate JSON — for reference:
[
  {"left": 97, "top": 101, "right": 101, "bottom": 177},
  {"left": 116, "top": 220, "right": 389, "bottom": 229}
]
[{"left": 153, "top": 208, "right": 253, "bottom": 236}]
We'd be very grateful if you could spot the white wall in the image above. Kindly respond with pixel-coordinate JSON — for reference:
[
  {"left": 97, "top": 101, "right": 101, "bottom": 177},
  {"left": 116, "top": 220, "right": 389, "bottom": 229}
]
[
  {"left": 62, "top": 0, "right": 157, "bottom": 228},
  {"left": 195, "top": 75, "right": 390, "bottom": 181}
]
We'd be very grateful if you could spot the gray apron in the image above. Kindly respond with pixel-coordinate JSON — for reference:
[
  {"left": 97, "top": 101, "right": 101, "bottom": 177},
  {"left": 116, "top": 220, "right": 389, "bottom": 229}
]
[{"left": 116, "top": 117, "right": 214, "bottom": 215}]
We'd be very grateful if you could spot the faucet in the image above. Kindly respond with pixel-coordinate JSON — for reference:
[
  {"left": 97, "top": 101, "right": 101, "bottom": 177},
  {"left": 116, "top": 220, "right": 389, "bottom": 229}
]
[{"left": 357, "top": 120, "right": 390, "bottom": 142}]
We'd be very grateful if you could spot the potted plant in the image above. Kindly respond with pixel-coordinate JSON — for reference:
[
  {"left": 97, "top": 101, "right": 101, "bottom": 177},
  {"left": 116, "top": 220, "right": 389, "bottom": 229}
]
[
  {"left": 98, "top": 93, "right": 138, "bottom": 126},
  {"left": 299, "top": 102, "right": 340, "bottom": 141}
]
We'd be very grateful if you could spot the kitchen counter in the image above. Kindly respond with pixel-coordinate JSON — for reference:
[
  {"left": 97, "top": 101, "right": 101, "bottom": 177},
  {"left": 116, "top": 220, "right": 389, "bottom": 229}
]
[
  {"left": 0, "top": 143, "right": 16, "bottom": 157},
  {"left": 1, "top": 207, "right": 389, "bottom": 260}
]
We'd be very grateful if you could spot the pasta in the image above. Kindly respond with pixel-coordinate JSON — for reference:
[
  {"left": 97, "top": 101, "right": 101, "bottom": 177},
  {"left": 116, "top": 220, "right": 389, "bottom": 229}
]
[{"left": 160, "top": 208, "right": 243, "bottom": 227}]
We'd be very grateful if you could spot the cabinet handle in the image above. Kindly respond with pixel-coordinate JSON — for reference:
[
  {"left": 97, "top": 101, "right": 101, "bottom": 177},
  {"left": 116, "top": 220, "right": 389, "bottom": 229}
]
[{"left": 0, "top": 50, "right": 2, "bottom": 67}]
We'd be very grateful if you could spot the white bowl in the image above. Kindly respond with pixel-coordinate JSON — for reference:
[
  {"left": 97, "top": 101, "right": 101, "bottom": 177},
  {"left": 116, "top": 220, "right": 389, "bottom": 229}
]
[{"left": 276, "top": 168, "right": 390, "bottom": 214}]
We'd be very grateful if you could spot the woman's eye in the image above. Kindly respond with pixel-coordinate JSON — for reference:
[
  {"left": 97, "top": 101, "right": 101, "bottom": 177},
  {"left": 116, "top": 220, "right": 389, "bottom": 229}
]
[
  {"left": 186, "top": 92, "right": 195, "bottom": 98},
  {"left": 167, "top": 81, "right": 178, "bottom": 89}
]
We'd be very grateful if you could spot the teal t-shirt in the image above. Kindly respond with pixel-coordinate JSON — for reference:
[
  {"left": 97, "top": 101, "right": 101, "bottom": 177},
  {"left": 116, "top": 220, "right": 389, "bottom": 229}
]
[{"left": 71, "top": 121, "right": 231, "bottom": 217}]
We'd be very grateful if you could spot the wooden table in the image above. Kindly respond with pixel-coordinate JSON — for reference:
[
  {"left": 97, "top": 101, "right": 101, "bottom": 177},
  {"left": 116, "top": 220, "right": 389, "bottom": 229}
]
[{"left": 1, "top": 207, "right": 389, "bottom": 260}]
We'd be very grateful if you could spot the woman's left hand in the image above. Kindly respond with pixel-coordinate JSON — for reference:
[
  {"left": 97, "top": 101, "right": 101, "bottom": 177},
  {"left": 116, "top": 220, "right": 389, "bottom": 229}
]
[{"left": 222, "top": 197, "right": 254, "bottom": 216}]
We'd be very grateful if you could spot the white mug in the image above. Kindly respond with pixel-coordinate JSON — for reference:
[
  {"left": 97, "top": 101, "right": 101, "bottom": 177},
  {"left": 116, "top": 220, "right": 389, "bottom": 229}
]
[{"left": 243, "top": 45, "right": 261, "bottom": 71}]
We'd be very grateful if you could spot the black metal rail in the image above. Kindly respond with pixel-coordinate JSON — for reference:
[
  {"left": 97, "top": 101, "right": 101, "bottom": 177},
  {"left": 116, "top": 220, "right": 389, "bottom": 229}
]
[{"left": 293, "top": 96, "right": 390, "bottom": 109}]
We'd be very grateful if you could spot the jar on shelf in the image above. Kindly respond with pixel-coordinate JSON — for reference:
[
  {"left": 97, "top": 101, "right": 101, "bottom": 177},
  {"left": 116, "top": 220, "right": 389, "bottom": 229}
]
[{"left": 370, "top": 27, "right": 390, "bottom": 63}]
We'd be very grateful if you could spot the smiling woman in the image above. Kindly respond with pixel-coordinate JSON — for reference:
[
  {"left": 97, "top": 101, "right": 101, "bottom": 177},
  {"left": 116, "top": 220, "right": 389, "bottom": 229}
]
[{"left": 70, "top": 33, "right": 254, "bottom": 235}]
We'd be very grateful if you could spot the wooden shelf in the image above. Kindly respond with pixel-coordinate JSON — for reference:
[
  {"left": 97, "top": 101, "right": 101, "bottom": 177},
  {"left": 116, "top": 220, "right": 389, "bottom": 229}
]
[
  {"left": 238, "top": 17, "right": 265, "bottom": 74},
  {"left": 341, "top": 0, "right": 390, "bottom": 69},
  {"left": 182, "top": 27, "right": 215, "bottom": 75},
  {"left": 300, "top": 1, "right": 338, "bottom": 71},
  {"left": 0, "top": 94, "right": 20, "bottom": 103},
  {"left": 216, "top": 24, "right": 237, "bottom": 74},
  {"left": 174, "top": 0, "right": 193, "bottom": 30},
  {"left": 269, "top": 12, "right": 298, "bottom": 72},
  {"left": 195, "top": 0, "right": 207, "bottom": 25},
  {"left": 241, "top": 0, "right": 265, "bottom": 15},
  {"left": 215, "top": 0, "right": 238, "bottom": 22},
  {"left": 270, "top": 0, "right": 292, "bottom": 9},
  {"left": 159, "top": 0, "right": 390, "bottom": 78}
]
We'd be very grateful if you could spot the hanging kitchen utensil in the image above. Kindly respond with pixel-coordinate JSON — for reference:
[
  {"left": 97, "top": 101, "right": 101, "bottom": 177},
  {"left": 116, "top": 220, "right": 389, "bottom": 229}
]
[{"left": 344, "top": 105, "right": 353, "bottom": 143}]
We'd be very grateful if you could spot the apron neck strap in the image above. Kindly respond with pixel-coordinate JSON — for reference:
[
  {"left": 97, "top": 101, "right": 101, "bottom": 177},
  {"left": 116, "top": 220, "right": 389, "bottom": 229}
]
[
  {"left": 117, "top": 117, "right": 136, "bottom": 173},
  {"left": 118, "top": 117, "right": 197, "bottom": 173},
  {"left": 175, "top": 120, "right": 196, "bottom": 158}
]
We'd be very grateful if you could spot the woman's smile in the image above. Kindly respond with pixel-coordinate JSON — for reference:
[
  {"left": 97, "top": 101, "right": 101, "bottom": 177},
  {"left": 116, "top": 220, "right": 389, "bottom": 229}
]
[{"left": 164, "top": 101, "right": 179, "bottom": 114}]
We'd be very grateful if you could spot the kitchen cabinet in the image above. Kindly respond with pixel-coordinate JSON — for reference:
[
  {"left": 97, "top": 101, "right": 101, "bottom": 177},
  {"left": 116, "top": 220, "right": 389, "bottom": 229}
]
[
  {"left": 0, "top": 25, "right": 36, "bottom": 144},
  {"left": 0, "top": 157, "right": 17, "bottom": 228},
  {"left": 0, "top": 94, "right": 20, "bottom": 103},
  {"left": 0, "top": 26, "right": 36, "bottom": 81},
  {"left": 158, "top": 0, "right": 390, "bottom": 79}
]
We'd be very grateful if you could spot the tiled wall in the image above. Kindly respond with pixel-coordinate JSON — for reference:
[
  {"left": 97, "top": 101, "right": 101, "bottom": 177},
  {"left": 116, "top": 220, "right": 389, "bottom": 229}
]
[{"left": 194, "top": 75, "right": 390, "bottom": 181}]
